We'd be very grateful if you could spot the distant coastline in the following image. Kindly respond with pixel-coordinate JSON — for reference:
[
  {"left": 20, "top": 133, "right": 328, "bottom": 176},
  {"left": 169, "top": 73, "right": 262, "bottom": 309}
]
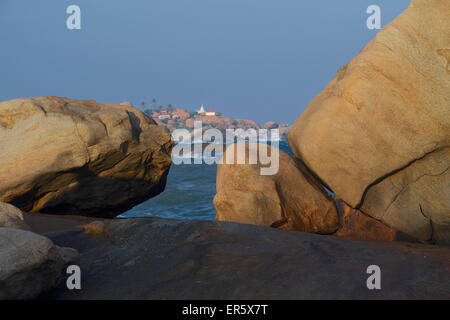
[{"left": 120, "top": 101, "right": 291, "bottom": 140}]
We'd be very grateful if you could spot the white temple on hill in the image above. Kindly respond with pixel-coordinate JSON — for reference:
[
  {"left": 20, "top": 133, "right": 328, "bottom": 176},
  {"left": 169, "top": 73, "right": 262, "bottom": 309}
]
[
  {"left": 197, "top": 105, "right": 206, "bottom": 114},
  {"left": 197, "top": 105, "right": 218, "bottom": 116}
]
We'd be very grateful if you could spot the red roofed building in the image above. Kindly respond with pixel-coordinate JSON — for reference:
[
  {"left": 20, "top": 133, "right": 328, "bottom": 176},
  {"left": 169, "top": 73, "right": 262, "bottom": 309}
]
[{"left": 205, "top": 109, "right": 218, "bottom": 116}]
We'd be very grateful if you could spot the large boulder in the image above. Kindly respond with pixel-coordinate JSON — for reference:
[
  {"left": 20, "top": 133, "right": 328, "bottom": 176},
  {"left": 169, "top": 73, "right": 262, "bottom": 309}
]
[
  {"left": 0, "top": 97, "right": 173, "bottom": 218},
  {"left": 287, "top": 0, "right": 450, "bottom": 243},
  {"left": 0, "top": 202, "right": 30, "bottom": 230},
  {"left": 0, "top": 227, "right": 78, "bottom": 299},
  {"left": 214, "top": 143, "right": 338, "bottom": 234}
]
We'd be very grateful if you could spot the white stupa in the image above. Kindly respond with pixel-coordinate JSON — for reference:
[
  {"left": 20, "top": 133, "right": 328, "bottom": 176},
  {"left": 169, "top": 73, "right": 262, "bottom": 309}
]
[{"left": 197, "top": 105, "right": 206, "bottom": 114}]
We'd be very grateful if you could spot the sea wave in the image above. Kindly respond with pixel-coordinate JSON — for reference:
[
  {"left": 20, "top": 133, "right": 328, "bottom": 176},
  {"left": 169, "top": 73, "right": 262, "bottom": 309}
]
[{"left": 121, "top": 141, "right": 293, "bottom": 220}]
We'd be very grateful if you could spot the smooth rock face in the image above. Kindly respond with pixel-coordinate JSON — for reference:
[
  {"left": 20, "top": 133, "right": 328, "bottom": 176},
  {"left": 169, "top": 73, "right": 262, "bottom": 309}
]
[
  {"left": 334, "top": 198, "right": 398, "bottom": 242},
  {"left": 0, "top": 227, "right": 78, "bottom": 300},
  {"left": 361, "top": 147, "right": 450, "bottom": 244},
  {"left": 0, "top": 96, "right": 173, "bottom": 218},
  {"left": 214, "top": 143, "right": 338, "bottom": 234},
  {"left": 29, "top": 215, "right": 450, "bottom": 300},
  {"left": 287, "top": 0, "right": 450, "bottom": 243},
  {"left": 0, "top": 202, "right": 30, "bottom": 230}
]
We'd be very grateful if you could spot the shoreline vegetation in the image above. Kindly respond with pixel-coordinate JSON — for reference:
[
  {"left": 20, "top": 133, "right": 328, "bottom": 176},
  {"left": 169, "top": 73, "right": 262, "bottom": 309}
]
[{"left": 0, "top": 0, "right": 449, "bottom": 300}]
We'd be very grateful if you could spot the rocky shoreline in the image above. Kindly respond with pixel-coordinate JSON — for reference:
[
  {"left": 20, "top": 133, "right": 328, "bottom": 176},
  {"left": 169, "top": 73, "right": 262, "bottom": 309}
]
[
  {"left": 23, "top": 212, "right": 450, "bottom": 299},
  {"left": 0, "top": 0, "right": 449, "bottom": 300},
  {"left": 0, "top": 199, "right": 448, "bottom": 300}
]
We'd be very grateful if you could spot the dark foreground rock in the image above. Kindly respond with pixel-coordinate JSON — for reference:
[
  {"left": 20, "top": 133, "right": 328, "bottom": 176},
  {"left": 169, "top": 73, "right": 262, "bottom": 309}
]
[
  {"left": 0, "top": 96, "right": 173, "bottom": 218},
  {"left": 22, "top": 213, "right": 450, "bottom": 300},
  {"left": 0, "top": 227, "right": 78, "bottom": 299}
]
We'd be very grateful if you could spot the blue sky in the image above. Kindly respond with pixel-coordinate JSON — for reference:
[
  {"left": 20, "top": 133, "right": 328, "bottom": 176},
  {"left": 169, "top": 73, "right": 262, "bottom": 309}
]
[{"left": 0, "top": 0, "right": 410, "bottom": 124}]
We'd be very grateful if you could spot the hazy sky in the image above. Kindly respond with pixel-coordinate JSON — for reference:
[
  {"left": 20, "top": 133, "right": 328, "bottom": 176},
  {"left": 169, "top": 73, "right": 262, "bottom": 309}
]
[{"left": 0, "top": 0, "right": 410, "bottom": 124}]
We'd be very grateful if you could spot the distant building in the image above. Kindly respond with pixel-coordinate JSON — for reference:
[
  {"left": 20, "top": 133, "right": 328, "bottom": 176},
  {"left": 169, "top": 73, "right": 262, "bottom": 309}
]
[
  {"left": 173, "top": 108, "right": 190, "bottom": 121},
  {"left": 197, "top": 105, "right": 206, "bottom": 114},
  {"left": 205, "top": 109, "right": 218, "bottom": 116},
  {"left": 158, "top": 114, "right": 171, "bottom": 120},
  {"left": 197, "top": 105, "right": 220, "bottom": 116}
]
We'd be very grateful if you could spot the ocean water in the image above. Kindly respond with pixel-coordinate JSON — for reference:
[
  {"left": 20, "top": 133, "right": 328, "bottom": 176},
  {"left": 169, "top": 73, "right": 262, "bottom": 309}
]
[{"left": 121, "top": 141, "right": 293, "bottom": 220}]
